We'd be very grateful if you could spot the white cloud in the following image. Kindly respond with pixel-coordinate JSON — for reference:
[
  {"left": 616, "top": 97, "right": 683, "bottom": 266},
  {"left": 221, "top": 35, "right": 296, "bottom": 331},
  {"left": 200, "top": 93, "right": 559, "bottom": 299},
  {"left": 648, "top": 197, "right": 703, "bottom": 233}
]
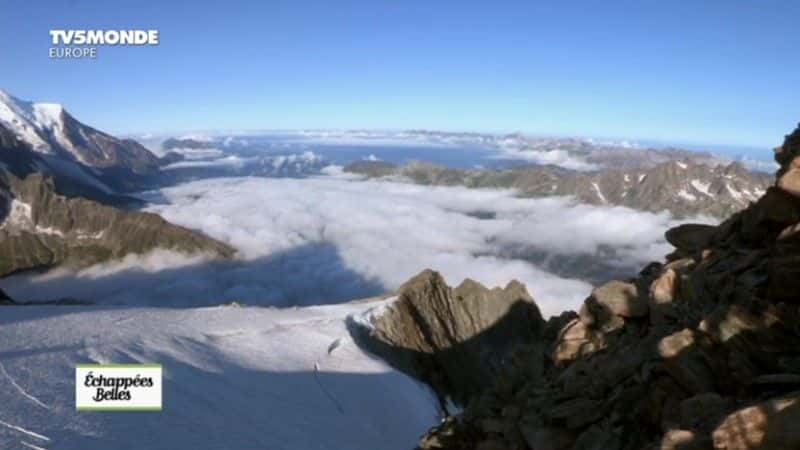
[
  {"left": 163, "top": 155, "right": 254, "bottom": 169},
  {"left": 491, "top": 147, "right": 600, "bottom": 171},
  {"left": 738, "top": 156, "right": 779, "bottom": 173},
  {"left": 0, "top": 176, "right": 701, "bottom": 317},
  {"left": 161, "top": 151, "right": 330, "bottom": 177},
  {"left": 163, "top": 147, "right": 225, "bottom": 160}
]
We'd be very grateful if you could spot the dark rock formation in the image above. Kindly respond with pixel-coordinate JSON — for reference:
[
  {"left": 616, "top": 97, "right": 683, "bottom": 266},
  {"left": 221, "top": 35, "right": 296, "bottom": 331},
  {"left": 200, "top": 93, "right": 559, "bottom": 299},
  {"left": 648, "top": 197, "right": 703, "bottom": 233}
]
[{"left": 357, "top": 125, "right": 800, "bottom": 450}]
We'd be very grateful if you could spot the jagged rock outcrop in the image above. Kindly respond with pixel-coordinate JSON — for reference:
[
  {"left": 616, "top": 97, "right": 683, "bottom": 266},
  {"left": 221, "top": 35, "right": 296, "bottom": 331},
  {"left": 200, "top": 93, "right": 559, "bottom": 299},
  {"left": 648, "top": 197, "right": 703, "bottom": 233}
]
[
  {"left": 346, "top": 159, "right": 771, "bottom": 218},
  {"left": 348, "top": 269, "right": 545, "bottom": 406},
  {"left": 395, "top": 124, "right": 800, "bottom": 450},
  {"left": 0, "top": 171, "right": 235, "bottom": 276}
]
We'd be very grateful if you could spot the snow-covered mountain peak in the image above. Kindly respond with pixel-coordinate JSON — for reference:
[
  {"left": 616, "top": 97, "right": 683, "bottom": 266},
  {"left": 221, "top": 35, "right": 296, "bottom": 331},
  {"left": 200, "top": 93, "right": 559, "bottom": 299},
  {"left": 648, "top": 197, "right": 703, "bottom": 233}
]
[
  {"left": 0, "top": 89, "right": 159, "bottom": 173},
  {"left": 0, "top": 89, "right": 64, "bottom": 125},
  {"left": 0, "top": 90, "right": 58, "bottom": 154},
  {"left": 31, "top": 102, "right": 65, "bottom": 127}
]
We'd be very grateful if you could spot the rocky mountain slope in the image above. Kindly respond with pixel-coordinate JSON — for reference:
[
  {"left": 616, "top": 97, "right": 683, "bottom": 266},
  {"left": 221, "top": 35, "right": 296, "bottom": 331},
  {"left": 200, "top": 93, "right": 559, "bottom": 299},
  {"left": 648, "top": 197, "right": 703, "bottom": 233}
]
[
  {"left": 350, "top": 124, "right": 800, "bottom": 450},
  {"left": 0, "top": 171, "right": 234, "bottom": 277},
  {"left": 346, "top": 159, "right": 771, "bottom": 218},
  {"left": 0, "top": 90, "right": 235, "bottom": 277},
  {"left": 0, "top": 122, "right": 143, "bottom": 206}
]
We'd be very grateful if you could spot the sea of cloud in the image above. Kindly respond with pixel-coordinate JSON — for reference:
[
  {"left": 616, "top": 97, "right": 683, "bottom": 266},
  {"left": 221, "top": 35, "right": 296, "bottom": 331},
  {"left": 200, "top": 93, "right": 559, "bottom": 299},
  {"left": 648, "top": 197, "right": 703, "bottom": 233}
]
[
  {"left": 0, "top": 171, "right": 703, "bottom": 317},
  {"left": 490, "top": 147, "right": 601, "bottom": 171}
]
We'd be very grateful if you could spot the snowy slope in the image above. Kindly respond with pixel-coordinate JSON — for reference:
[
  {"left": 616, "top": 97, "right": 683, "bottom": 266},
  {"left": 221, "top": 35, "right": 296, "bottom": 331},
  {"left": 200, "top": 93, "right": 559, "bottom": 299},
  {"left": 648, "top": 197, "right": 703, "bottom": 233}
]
[
  {"left": 0, "top": 89, "right": 75, "bottom": 160},
  {"left": 0, "top": 299, "right": 439, "bottom": 450}
]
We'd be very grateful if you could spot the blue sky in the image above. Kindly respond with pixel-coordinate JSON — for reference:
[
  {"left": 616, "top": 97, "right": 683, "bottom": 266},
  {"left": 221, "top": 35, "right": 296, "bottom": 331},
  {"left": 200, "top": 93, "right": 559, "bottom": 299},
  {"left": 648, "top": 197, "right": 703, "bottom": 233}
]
[{"left": 0, "top": 0, "right": 797, "bottom": 148}]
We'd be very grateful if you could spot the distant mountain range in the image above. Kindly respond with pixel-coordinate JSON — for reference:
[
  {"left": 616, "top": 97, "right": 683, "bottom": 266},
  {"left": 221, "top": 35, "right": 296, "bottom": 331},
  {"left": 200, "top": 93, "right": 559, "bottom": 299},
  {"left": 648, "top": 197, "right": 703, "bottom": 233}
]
[
  {"left": 401, "top": 130, "right": 735, "bottom": 170},
  {"left": 0, "top": 88, "right": 777, "bottom": 279},
  {"left": 345, "top": 159, "right": 772, "bottom": 218},
  {"left": 254, "top": 128, "right": 772, "bottom": 172}
]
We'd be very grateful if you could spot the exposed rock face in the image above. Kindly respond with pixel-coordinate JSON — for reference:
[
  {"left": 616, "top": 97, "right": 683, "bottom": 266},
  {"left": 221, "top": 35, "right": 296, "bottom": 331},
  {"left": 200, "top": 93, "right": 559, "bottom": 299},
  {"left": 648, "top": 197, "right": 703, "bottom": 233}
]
[
  {"left": 370, "top": 125, "right": 800, "bottom": 450},
  {"left": 57, "top": 110, "right": 159, "bottom": 173},
  {"left": 712, "top": 394, "right": 800, "bottom": 450},
  {"left": 0, "top": 171, "right": 234, "bottom": 277},
  {"left": 0, "top": 123, "right": 142, "bottom": 205},
  {"left": 346, "top": 159, "right": 771, "bottom": 218},
  {"left": 348, "top": 269, "right": 545, "bottom": 405}
]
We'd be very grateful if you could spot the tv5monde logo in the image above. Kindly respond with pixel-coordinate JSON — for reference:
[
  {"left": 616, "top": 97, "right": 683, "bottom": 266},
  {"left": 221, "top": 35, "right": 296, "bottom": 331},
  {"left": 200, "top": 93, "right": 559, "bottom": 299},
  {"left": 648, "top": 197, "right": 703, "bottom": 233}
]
[
  {"left": 48, "top": 29, "right": 159, "bottom": 59},
  {"left": 75, "top": 364, "right": 162, "bottom": 411}
]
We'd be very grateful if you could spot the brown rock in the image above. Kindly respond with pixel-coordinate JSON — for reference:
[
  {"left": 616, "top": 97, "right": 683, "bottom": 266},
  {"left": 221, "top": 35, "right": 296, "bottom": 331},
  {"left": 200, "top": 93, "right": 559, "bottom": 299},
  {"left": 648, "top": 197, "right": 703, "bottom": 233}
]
[
  {"left": 646, "top": 377, "right": 690, "bottom": 431},
  {"left": 573, "top": 425, "right": 623, "bottom": 450},
  {"left": 666, "top": 224, "right": 717, "bottom": 252},
  {"left": 650, "top": 269, "right": 678, "bottom": 324},
  {"left": 739, "top": 187, "right": 800, "bottom": 245},
  {"left": 698, "top": 302, "right": 781, "bottom": 347},
  {"left": 657, "top": 329, "right": 716, "bottom": 394},
  {"left": 767, "top": 236, "right": 800, "bottom": 303},
  {"left": 655, "top": 329, "right": 693, "bottom": 360},
  {"left": 475, "top": 438, "right": 508, "bottom": 450},
  {"left": 480, "top": 418, "right": 506, "bottom": 434},
  {"left": 660, "top": 430, "right": 712, "bottom": 450},
  {"left": 777, "top": 159, "right": 800, "bottom": 197},
  {"left": 680, "top": 393, "right": 729, "bottom": 432},
  {"left": 712, "top": 394, "right": 800, "bottom": 450},
  {"left": 553, "top": 319, "right": 604, "bottom": 365},
  {"left": 777, "top": 222, "right": 800, "bottom": 240},
  {"left": 774, "top": 123, "right": 800, "bottom": 169},
  {"left": 520, "top": 427, "right": 574, "bottom": 450},
  {"left": 547, "top": 397, "right": 605, "bottom": 429},
  {"left": 590, "top": 280, "right": 647, "bottom": 319}
]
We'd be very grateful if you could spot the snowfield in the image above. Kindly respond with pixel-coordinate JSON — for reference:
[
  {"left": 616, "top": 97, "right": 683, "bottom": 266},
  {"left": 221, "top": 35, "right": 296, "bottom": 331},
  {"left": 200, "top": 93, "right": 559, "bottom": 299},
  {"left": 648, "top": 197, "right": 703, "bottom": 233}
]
[{"left": 0, "top": 299, "right": 439, "bottom": 450}]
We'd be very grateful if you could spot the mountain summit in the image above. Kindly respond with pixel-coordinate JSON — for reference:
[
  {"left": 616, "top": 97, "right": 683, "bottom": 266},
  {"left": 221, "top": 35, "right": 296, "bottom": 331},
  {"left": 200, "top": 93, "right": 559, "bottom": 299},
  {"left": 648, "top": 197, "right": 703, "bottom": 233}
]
[{"left": 0, "top": 89, "right": 158, "bottom": 174}]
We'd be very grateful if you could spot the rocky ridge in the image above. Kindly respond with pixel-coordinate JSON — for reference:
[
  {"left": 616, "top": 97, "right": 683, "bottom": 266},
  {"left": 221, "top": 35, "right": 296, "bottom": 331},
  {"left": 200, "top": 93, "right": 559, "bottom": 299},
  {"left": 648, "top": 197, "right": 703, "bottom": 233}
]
[
  {"left": 354, "top": 124, "right": 800, "bottom": 450},
  {"left": 346, "top": 159, "right": 771, "bottom": 218},
  {"left": 0, "top": 171, "right": 234, "bottom": 277},
  {"left": 349, "top": 270, "right": 546, "bottom": 408}
]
